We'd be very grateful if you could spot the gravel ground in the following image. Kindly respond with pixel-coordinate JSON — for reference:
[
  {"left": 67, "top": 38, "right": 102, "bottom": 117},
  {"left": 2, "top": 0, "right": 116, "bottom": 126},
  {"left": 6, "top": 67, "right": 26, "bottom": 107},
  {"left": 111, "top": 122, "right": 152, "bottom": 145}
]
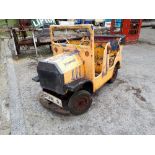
[
  {"left": 0, "top": 39, "right": 10, "bottom": 134},
  {"left": 0, "top": 27, "right": 155, "bottom": 135},
  {"left": 139, "top": 27, "right": 155, "bottom": 44}
]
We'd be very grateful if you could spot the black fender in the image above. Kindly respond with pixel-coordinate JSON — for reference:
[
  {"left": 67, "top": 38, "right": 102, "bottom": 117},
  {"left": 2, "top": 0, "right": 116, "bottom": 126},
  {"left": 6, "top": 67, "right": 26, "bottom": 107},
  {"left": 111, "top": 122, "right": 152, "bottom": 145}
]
[{"left": 64, "top": 78, "right": 93, "bottom": 94}]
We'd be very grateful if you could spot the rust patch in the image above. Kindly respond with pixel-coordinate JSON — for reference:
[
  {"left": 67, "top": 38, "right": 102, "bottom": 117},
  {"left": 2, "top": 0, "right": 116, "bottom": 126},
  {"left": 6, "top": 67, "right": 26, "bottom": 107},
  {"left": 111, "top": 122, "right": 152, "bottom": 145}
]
[{"left": 85, "top": 51, "right": 89, "bottom": 57}]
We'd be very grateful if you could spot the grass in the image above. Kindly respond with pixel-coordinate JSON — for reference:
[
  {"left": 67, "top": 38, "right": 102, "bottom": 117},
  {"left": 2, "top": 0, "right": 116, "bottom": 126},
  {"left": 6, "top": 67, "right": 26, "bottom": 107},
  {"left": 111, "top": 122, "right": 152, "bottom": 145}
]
[
  {"left": 0, "top": 19, "right": 18, "bottom": 28},
  {"left": 0, "top": 19, "right": 18, "bottom": 37}
]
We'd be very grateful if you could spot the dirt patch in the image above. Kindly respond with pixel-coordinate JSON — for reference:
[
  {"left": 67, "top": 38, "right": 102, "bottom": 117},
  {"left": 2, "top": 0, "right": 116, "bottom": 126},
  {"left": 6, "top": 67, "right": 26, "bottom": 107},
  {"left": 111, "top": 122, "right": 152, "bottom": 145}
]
[
  {"left": 126, "top": 86, "right": 146, "bottom": 102},
  {"left": 133, "top": 88, "right": 146, "bottom": 102},
  {"left": 138, "top": 40, "right": 155, "bottom": 46},
  {"left": 27, "top": 60, "right": 38, "bottom": 69},
  {"left": 116, "top": 79, "right": 127, "bottom": 85}
]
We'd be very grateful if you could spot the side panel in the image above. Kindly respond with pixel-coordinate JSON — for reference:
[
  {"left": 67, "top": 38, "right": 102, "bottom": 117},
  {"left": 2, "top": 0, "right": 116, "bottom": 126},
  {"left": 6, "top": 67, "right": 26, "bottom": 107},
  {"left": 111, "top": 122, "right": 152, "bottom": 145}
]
[
  {"left": 93, "top": 44, "right": 122, "bottom": 92},
  {"left": 93, "top": 68, "right": 114, "bottom": 91},
  {"left": 64, "top": 65, "right": 84, "bottom": 84}
]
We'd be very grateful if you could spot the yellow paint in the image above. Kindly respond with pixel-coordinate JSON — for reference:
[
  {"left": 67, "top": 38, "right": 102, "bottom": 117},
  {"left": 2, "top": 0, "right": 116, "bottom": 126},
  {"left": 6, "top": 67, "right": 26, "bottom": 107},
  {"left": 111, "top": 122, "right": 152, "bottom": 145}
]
[{"left": 49, "top": 25, "right": 123, "bottom": 93}]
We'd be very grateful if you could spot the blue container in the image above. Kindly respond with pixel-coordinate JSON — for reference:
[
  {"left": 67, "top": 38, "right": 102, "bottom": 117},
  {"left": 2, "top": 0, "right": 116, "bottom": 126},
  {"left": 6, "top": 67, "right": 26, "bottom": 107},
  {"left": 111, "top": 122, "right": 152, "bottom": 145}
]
[
  {"left": 84, "top": 19, "right": 94, "bottom": 24},
  {"left": 75, "top": 19, "right": 83, "bottom": 24},
  {"left": 115, "top": 19, "right": 122, "bottom": 28}
]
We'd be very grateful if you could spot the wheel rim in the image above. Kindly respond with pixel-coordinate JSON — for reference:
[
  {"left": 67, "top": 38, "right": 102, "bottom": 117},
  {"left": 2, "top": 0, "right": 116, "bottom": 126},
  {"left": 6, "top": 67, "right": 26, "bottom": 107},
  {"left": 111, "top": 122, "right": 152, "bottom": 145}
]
[{"left": 74, "top": 96, "right": 89, "bottom": 112}]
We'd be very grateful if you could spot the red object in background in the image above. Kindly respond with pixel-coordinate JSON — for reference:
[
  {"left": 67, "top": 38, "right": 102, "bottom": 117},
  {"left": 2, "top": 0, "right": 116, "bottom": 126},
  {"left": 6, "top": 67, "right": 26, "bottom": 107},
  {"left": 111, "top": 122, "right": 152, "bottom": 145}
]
[
  {"left": 110, "top": 19, "right": 142, "bottom": 43},
  {"left": 19, "top": 19, "right": 31, "bottom": 28}
]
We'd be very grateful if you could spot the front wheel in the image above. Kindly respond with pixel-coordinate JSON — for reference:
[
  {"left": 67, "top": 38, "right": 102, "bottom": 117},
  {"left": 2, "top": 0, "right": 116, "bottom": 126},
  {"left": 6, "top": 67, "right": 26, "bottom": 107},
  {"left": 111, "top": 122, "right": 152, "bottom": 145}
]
[
  {"left": 108, "top": 65, "right": 118, "bottom": 83},
  {"left": 68, "top": 90, "right": 92, "bottom": 115}
]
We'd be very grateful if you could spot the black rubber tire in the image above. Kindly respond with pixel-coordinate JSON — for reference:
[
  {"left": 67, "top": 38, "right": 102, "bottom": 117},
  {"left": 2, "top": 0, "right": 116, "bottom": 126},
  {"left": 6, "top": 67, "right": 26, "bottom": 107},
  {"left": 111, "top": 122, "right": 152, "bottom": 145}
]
[
  {"left": 108, "top": 65, "right": 118, "bottom": 83},
  {"left": 68, "top": 90, "right": 92, "bottom": 115}
]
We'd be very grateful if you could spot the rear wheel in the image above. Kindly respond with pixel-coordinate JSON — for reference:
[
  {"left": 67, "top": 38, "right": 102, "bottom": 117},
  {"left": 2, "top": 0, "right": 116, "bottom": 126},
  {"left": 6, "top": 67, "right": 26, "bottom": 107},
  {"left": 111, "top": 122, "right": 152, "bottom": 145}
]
[
  {"left": 108, "top": 65, "right": 118, "bottom": 83},
  {"left": 68, "top": 90, "right": 92, "bottom": 115}
]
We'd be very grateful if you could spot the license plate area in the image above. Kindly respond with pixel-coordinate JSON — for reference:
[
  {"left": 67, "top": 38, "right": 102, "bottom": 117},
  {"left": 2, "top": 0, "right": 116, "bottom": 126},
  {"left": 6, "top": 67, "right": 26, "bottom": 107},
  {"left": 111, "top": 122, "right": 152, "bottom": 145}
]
[{"left": 43, "top": 92, "right": 62, "bottom": 107}]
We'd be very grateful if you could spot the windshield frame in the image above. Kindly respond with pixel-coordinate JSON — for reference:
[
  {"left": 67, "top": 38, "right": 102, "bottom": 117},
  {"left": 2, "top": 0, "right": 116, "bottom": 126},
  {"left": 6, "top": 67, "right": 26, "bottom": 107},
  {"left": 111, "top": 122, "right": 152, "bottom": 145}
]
[{"left": 50, "top": 24, "right": 94, "bottom": 48}]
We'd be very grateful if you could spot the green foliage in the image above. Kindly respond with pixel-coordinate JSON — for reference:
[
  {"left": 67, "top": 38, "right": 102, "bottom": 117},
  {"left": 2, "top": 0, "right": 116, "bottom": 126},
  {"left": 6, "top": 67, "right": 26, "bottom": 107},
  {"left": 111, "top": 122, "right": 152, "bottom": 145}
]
[{"left": 0, "top": 19, "right": 18, "bottom": 28}]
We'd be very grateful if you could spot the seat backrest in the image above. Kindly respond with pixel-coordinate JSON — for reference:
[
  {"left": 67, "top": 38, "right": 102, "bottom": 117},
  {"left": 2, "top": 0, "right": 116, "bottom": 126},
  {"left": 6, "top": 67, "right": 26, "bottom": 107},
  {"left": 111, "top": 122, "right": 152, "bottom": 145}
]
[{"left": 94, "top": 42, "right": 105, "bottom": 74}]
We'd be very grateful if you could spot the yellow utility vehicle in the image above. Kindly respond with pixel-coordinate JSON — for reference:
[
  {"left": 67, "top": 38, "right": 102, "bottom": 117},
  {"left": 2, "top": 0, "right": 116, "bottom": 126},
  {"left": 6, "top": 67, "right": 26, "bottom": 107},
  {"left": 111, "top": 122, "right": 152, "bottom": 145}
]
[{"left": 34, "top": 25, "right": 124, "bottom": 115}]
